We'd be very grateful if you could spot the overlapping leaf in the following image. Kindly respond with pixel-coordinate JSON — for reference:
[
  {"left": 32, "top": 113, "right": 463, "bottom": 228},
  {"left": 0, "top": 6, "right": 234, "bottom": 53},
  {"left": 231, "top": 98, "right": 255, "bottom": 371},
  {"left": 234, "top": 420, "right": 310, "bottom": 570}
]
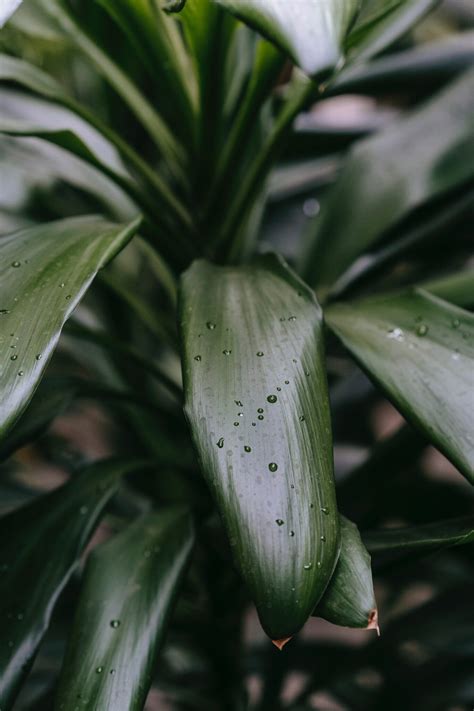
[
  {"left": 326, "top": 289, "right": 474, "bottom": 482},
  {"left": 213, "top": 0, "right": 360, "bottom": 77},
  {"left": 0, "top": 459, "right": 146, "bottom": 709},
  {"left": 314, "top": 516, "right": 377, "bottom": 630},
  {"left": 0, "top": 216, "right": 140, "bottom": 438},
  {"left": 180, "top": 256, "right": 339, "bottom": 640},
  {"left": 55, "top": 508, "right": 195, "bottom": 710},
  {"left": 302, "top": 68, "right": 474, "bottom": 291}
]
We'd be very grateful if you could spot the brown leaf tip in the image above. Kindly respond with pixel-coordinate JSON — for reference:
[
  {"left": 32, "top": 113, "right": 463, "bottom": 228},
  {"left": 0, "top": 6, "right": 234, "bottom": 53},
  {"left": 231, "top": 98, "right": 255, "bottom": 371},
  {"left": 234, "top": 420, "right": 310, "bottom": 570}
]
[
  {"left": 367, "top": 609, "right": 380, "bottom": 636},
  {"left": 272, "top": 636, "right": 292, "bottom": 651}
]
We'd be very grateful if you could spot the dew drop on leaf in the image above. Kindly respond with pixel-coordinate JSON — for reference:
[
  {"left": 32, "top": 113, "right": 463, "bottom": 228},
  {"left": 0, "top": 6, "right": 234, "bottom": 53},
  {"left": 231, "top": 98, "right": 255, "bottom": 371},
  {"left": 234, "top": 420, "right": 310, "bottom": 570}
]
[
  {"left": 217, "top": 437, "right": 224, "bottom": 448},
  {"left": 194, "top": 355, "right": 201, "bottom": 361},
  {"left": 267, "top": 394, "right": 277, "bottom": 404},
  {"left": 256, "top": 351, "right": 264, "bottom": 357},
  {"left": 268, "top": 462, "right": 278, "bottom": 472},
  {"left": 321, "top": 507, "right": 329, "bottom": 515},
  {"left": 275, "top": 519, "right": 285, "bottom": 526},
  {"left": 303, "top": 563, "right": 312, "bottom": 571},
  {"left": 110, "top": 620, "right": 120, "bottom": 628},
  {"left": 244, "top": 446, "right": 251, "bottom": 452},
  {"left": 206, "top": 321, "right": 216, "bottom": 330},
  {"left": 416, "top": 324, "right": 429, "bottom": 337},
  {"left": 11, "top": 261, "right": 21, "bottom": 268}
]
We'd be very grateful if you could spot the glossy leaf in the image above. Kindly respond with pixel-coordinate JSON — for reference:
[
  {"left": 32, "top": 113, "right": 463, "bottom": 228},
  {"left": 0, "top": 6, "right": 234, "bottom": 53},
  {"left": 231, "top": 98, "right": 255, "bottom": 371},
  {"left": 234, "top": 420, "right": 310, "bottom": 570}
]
[
  {"left": 423, "top": 269, "right": 474, "bottom": 310},
  {"left": 332, "top": 31, "right": 474, "bottom": 97},
  {"left": 346, "top": 0, "right": 439, "bottom": 62},
  {"left": 0, "top": 459, "right": 146, "bottom": 709},
  {"left": 55, "top": 508, "right": 195, "bottom": 711},
  {"left": 180, "top": 256, "right": 339, "bottom": 640},
  {"left": 0, "top": 377, "right": 76, "bottom": 462},
  {"left": 314, "top": 516, "right": 377, "bottom": 630},
  {"left": 39, "top": 0, "right": 183, "bottom": 172},
  {"left": 364, "top": 515, "right": 474, "bottom": 558},
  {"left": 0, "top": 0, "right": 21, "bottom": 27},
  {"left": 302, "top": 68, "right": 474, "bottom": 290},
  {"left": 0, "top": 215, "right": 140, "bottom": 438},
  {"left": 213, "top": 0, "right": 360, "bottom": 77},
  {"left": 326, "top": 289, "right": 474, "bottom": 482}
]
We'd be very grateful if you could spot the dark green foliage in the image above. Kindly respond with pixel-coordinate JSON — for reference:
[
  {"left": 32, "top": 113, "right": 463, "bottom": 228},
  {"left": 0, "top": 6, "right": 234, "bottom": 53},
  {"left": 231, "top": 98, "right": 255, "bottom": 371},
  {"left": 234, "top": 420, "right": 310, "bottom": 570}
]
[{"left": 0, "top": 1, "right": 472, "bottom": 708}]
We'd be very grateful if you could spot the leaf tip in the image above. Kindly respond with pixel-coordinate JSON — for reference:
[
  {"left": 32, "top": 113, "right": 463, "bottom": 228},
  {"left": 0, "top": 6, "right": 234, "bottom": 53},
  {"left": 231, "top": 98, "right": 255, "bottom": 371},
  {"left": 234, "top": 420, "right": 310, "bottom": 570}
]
[
  {"left": 271, "top": 636, "right": 293, "bottom": 651},
  {"left": 367, "top": 608, "right": 380, "bottom": 636}
]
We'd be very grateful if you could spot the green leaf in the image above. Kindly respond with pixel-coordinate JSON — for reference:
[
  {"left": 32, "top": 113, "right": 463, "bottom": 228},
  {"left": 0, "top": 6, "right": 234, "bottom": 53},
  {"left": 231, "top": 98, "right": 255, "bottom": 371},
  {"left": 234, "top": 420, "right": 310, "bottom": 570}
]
[
  {"left": 332, "top": 31, "right": 474, "bottom": 97},
  {"left": 0, "top": 215, "right": 140, "bottom": 438},
  {"left": 0, "top": 377, "right": 76, "bottom": 462},
  {"left": 313, "top": 515, "right": 377, "bottom": 631},
  {"left": 423, "top": 269, "right": 474, "bottom": 310},
  {"left": 302, "top": 68, "right": 474, "bottom": 291},
  {"left": 0, "top": 0, "right": 22, "bottom": 27},
  {"left": 0, "top": 458, "right": 147, "bottom": 709},
  {"left": 179, "top": 256, "right": 339, "bottom": 641},
  {"left": 55, "top": 508, "right": 195, "bottom": 711},
  {"left": 364, "top": 515, "right": 474, "bottom": 559},
  {"left": 0, "top": 55, "right": 189, "bottom": 225},
  {"left": 212, "top": 0, "right": 360, "bottom": 77},
  {"left": 346, "top": 0, "right": 439, "bottom": 62},
  {"left": 326, "top": 289, "right": 474, "bottom": 482},
  {"left": 39, "top": 0, "right": 184, "bottom": 175},
  {"left": 96, "top": 0, "right": 196, "bottom": 144}
]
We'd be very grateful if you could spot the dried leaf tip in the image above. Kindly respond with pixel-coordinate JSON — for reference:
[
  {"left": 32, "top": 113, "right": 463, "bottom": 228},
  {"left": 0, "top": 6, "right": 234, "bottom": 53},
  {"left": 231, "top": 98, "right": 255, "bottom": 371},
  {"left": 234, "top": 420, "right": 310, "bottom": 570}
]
[
  {"left": 272, "top": 636, "right": 292, "bottom": 651},
  {"left": 367, "top": 609, "right": 380, "bottom": 636}
]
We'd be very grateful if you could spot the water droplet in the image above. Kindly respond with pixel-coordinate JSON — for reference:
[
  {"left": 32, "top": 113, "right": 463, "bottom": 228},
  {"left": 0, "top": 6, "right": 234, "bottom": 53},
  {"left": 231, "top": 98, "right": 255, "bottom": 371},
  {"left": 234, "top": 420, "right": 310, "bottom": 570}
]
[
  {"left": 258, "top": 415, "right": 264, "bottom": 420},
  {"left": 288, "top": 316, "right": 296, "bottom": 322},
  {"left": 275, "top": 519, "right": 284, "bottom": 526},
  {"left": 59, "top": 282, "right": 65, "bottom": 288},
  {"left": 299, "top": 415, "right": 305, "bottom": 422},
  {"left": 267, "top": 394, "right": 277, "bottom": 404},
  {"left": 252, "top": 422, "right": 256, "bottom": 426},
  {"left": 257, "top": 408, "right": 264, "bottom": 413},
  {"left": 237, "top": 412, "right": 243, "bottom": 417},
  {"left": 321, "top": 507, "right": 329, "bottom": 515},
  {"left": 317, "top": 561, "right": 322, "bottom": 569},
  {"left": 233, "top": 421, "right": 239, "bottom": 427},
  {"left": 276, "top": 387, "right": 281, "bottom": 392},
  {"left": 0, "top": 309, "right": 10, "bottom": 315},
  {"left": 303, "top": 563, "right": 312, "bottom": 571},
  {"left": 10, "top": 355, "right": 17, "bottom": 361},
  {"left": 244, "top": 446, "right": 251, "bottom": 453},
  {"left": 194, "top": 355, "right": 201, "bottom": 361},
  {"left": 279, "top": 317, "right": 285, "bottom": 322},
  {"left": 452, "top": 318, "right": 460, "bottom": 329},
  {"left": 309, "top": 503, "right": 314, "bottom": 509},
  {"left": 305, "top": 371, "right": 310, "bottom": 377},
  {"left": 289, "top": 530, "right": 295, "bottom": 537},
  {"left": 17, "top": 612, "right": 24, "bottom": 620},
  {"left": 387, "top": 328, "right": 404, "bottom": 341},
  {"left": 320, "top": 535, "right": 326, "bottom": 542},
  {"left": 217, "top": 437, "right": 224, "bottom": 448},
  {"left": 222, "top": 349, "right": 232, "bottom": 356},
  {"left": 35, "top": 354, "right": 42, "bottom": 361},
  {"left": 256, "top": 351, "right": 264, "bottom": 357},
  {"left": 235, "top": 400, "right": 243, "bottom": 407},
  {"left": 96, "top": 667, "right": 103, "bottom": 674},
  {"left": 110, "top": 620, "right": 120, "bottom": 628},
  {"left": 268, "top": 462, "right": 278, "bottom": 472},
  {"left": 284, "top": 380, "right": 289, "bottom": 385},
  {"left": 17, "top": 371, "right": 24, "bottom": 377},
  {"left": 416, "top": 324, "right": 428, "bottom": 337},
  {"left": 11, "top": 261, "right": 21, "bottom": 268},
  {"left": 79, "top": 506, "right": 88, "bottom": 515},
  {"left": 110, "top": 669, "right": 116, "bottom": 675}
]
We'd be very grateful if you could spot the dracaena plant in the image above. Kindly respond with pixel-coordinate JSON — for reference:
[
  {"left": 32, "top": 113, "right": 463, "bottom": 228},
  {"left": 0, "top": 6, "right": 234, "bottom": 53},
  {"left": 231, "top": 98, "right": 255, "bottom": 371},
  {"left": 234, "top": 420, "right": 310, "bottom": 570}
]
[{"left": 0, "top": 0, "right": 473, "bottom": 709}]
